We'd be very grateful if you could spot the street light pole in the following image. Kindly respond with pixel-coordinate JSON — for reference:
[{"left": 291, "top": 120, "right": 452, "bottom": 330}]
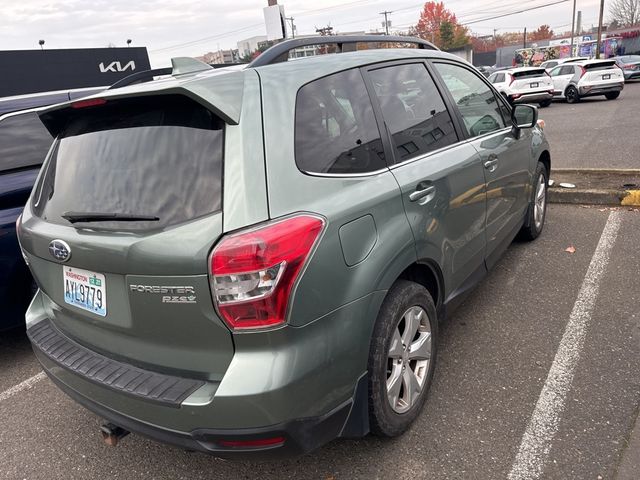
[
  {"left": 596, "top": 0, "right": 605, "bottom": 59},
  {"left": 569, "top": 0, "right": 577, "bottom": 56}
]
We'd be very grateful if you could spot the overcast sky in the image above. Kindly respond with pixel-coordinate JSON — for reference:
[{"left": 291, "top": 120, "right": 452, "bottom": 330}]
[{"left": 2, "top": 0, "right": 605, "bottom": 67}]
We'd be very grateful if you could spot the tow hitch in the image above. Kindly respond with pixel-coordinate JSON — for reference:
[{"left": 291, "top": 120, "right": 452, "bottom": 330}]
[{"left": 100, "top": 422, "right": 130, "bottom": 446}]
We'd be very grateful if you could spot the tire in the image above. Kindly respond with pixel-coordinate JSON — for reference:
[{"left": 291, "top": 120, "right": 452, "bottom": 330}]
[
  {"left": 565, "top": 85, "right": 580, "bottom": 104},
  {"left": 368, "top": 280, "right": 437, "bottom": 437},
  {"left": 539, "top": 99, "right": 552, "bottom": 108},
  {"left": 518, "top": 161, "right": 548, "bottom": 241},
  {"left": 605, "top": 91, "right": 620, "bottom": 100}
]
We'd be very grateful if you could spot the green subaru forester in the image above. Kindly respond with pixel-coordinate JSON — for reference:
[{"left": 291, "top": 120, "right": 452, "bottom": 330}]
[{"left": 18, "top": 36, "right": 550, "bottom": 458}]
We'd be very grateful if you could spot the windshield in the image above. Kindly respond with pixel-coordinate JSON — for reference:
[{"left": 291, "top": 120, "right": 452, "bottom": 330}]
[{"left": 33, "top": 95, "right": 224, "bottom": 230}]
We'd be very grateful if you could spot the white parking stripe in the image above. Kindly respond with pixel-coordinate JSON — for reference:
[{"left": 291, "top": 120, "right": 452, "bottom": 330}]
[
  {"left": 507, "top": 210, "right": 622, "bottom": 480},
  {"left": 0, "top": 372, "right": 46, "bottom": 403}
]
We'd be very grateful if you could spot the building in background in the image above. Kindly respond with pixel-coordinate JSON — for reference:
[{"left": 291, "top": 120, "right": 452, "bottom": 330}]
[
  {"left": 237, "top": 35, "right": 268, "bottom": 58},
  {"left": 196, "top": 49, "right": 239, "bottom": 64}
]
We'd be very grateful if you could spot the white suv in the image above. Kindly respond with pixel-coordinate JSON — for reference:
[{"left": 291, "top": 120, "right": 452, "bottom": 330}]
[
  {"left": 540, "top": 57, "right": 589, "bottom": 72},
  {"left": 488, "top": 67, "right": 554, "bottom": 108},
  {"left": 549, "top": 59, "right": 624, "bottom": 103}
]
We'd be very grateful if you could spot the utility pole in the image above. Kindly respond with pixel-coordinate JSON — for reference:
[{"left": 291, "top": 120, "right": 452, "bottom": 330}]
[
  {"left": 596, "top": 0, "right": 605, "bottom": 58},
  {"left": 494, "top": 28, "right": 498, "bottom": 49},
  {"left": 286, "top": 16, "right": 295, "bottom": 38},
  {"left": 569, "top": 0, "right": 577, "bottom": 56},
  {"left": 380, "top": 11, "right": 392, "bottom": 35},
  {"left": 523, "top": 27, "right": 527, "bottom": 48}
]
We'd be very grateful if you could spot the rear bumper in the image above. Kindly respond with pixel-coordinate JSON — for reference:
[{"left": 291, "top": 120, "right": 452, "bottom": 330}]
[
  {"left": 26, "top": 289, "right": 384, "bottom": 457},
  {"left": 510, "top": 91, "right": 553, "bottom": 104},
  {"left": 40, "top": 358, "right": 358, "bottom": 459},
  {"left": 579, "top": 83, "right": 624, "bottom": 96}
]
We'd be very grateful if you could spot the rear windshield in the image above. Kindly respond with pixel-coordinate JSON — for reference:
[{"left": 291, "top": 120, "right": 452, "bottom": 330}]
[
  {"left": 619, "top": 55, "right": 640, "bottom": 63},
  {"left": 585, "top": 61, "right": 616, "bottom": 71},
  {"left": 33, "top": 95, "right": 224, "bottom": 230},
  {"left": 513, "top": 69, "right": 547, "bottom": 79}
]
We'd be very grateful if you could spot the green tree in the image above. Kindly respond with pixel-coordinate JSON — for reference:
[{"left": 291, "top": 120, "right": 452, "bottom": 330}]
[{"left": 439, "top": 21, "right": 455, "bottom": 50}]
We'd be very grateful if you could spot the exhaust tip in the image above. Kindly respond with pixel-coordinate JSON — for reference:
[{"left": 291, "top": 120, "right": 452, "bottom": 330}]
[{"left": 100, "top": 422, "right": 130, "bottom": 447}]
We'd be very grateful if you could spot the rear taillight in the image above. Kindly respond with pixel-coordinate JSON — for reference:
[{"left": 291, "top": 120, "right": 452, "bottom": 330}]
[
  {"left": 579, "top": 66, "right": 586, "bottom": 78},
  {"left": 210, "top": 214, "right": 325, "bottom": 331},
  {"left": 509, "top": 74, "right": 515, "bottom": 85}
]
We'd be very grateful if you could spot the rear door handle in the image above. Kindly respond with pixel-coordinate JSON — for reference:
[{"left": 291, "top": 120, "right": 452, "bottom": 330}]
[{"left": 409, "top": 185, "right": 436, "bottom": 202}]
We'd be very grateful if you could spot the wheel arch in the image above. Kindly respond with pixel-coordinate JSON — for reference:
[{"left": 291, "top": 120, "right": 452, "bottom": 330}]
[
  {"left": 538, "top": 149, "right": 551, "bottom": 177},
  {"left": 396, "top": 260, "right": 444, "bottom": 317}
]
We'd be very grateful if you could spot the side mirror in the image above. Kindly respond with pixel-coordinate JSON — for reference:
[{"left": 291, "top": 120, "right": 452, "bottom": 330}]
[{"left": 511, "top": 104, "right": 538, "bottom": 129}]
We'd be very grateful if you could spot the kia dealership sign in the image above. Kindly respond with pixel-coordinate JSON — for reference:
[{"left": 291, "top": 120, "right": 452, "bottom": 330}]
[{"left": 1, "top": 47, "right": 150, "bottom": 98}]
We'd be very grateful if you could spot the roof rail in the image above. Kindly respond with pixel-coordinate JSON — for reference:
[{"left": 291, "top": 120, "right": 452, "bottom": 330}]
[
  {"left": 109, "top": 67, "right": 172, "bottom": 90},
  {"left": 248, "top": 35, "right": 438, "bottom": 68}
]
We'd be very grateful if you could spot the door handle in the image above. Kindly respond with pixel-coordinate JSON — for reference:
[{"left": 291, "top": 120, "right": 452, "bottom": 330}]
[
  {"left": 484, "top": 158, "right": 498, "bottom": 172},
  {"left": 409, "top": 185, "right": 436, "bottom": 202}
]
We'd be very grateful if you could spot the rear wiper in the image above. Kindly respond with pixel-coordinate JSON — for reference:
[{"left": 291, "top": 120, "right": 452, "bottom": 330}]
[{"left": 62, "top": 212, "right": 160, "bottom": 223}]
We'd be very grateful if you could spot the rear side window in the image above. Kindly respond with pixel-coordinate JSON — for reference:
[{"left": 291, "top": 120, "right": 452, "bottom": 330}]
[
  {"left": 369, "top": 63, "right": 458, "bottom": 162},
  {"left": 295, "top": 69, "right": 386, "bottom": 175},
  {"left": 0, "top": 111, "right": 52, "bottom": 172},
  {"left": 434, "top": 62, "right": 507, "bottom": 138},
  {"left": 33, "top": 95, "right": 223, "bottom": 230},
  {"left": 559, "top": 65, "right": 576, "bottom": 75},
  {"left": 496, "top": 73, "right": 505, "bottom": 83},
  {"left": 513, "top": 69, "right": 547, "bottom": 79}
]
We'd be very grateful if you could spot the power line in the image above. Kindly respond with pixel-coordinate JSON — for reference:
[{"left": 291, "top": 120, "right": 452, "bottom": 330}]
[{"left": 461, "top": 0, "right": 571, "bottom": 26}]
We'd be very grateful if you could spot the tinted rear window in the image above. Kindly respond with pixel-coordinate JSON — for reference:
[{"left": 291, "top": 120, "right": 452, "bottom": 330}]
[
  {"left": 0, "top": 111, "right": 52, "bottom": 172},
  {"left": 295, "top": 68, "right": 386, "bottom": 175},
  {"left": 585, "top": 61, "right": 617, "bottom": 71},
  {"left": 33, "top": 95, "right": 223, "bottom": 230},
  {"left": 513, "top": 69, "right": 546, "bottom": 79}
]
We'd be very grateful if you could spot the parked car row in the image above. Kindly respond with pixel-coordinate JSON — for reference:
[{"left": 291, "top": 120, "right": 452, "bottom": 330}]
[{"left": 487, "top": 58, "right": 626, "bottom": 106}]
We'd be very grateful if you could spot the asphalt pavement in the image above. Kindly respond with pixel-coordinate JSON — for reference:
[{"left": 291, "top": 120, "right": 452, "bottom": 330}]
[
  {"left": 540, "top": 80, "right": 640, "bottom": 170},
  {"left": 1, "top": 204, "right": 639, "bottom": 479}
]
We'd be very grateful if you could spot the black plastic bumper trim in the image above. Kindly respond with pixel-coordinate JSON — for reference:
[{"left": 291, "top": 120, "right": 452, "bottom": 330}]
[
  {"left": 28, "top": 320, "right": 205, "bottom": 407},
  {"left": 40, "top": 365, "right": 354, "bottom": 459}
]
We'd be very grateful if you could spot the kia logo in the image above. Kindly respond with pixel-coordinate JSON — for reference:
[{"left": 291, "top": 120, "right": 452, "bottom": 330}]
[{"left": 49, "top": 240, "right": 71, "bottom": 262}]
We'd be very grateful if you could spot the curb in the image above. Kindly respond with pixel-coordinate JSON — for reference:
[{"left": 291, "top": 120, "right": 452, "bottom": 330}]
[{"left": 548, "top": 169, "right": 640, "bottom": 207}]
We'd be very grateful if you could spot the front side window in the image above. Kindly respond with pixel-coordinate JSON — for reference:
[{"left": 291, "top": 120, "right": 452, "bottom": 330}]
[
  {"left": 295, "top": 69, "right": 386, "bottom": 175},
  {"left": 369, "top": 63, "right": 458, "bottom": 163},
  {"left": 0, "top": 111, "right": 52, "bottom": 172},
  {"left": 33, "top": 95, "right": 223, "bottom": 230},
  {"left": 434, "top": 62, "right": 507, "bottom": 138}
]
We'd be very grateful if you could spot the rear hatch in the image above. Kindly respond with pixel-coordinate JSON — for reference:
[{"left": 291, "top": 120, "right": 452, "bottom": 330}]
[
  {"left": 583, "top": 61, "right": 623, "bottom": 84},
  {"left": 20, "top": 94, "right": 234, "bottom": 380},
  {"left": 511, "top": 68, "right": 553, "bottom": 93}
]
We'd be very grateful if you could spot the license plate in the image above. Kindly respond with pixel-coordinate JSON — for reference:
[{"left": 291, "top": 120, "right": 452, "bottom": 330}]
[
  {"left": 63, "top": 267, "right": 107, "bottom": 316},
  {"left": 603, "top": 74, "right": 611, "bottom": 80},
  {"left": 530, "top": 82, "right": 539, "bottom": 88}
]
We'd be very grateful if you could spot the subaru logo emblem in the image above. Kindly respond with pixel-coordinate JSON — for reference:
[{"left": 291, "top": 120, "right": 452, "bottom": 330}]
[{"left": 48, "top": 240, "right": 71, "bottom": 262}]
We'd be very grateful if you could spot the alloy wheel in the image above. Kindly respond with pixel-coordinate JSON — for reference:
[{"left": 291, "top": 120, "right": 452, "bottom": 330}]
[
  {"left": 534, "top": 173, "right": 546, "bottom": 231},
  {"left": 386, "top": 306, "right": 432, "bottom": 414}
]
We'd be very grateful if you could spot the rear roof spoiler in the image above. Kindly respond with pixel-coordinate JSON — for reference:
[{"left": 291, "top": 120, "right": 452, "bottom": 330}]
[{"left": 39, "top": 67, "right": 246, "bottom": 136}]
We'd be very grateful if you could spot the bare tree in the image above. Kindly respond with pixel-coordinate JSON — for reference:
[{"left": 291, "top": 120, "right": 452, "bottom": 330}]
[{"left": 609, "top": 0, "right": 640, "bottom": 27}]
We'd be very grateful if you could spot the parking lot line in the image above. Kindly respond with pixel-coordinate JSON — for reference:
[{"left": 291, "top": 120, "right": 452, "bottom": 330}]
[
  {"left": 507, "top": 210, "right": 622, "bottom": 480},
  {"left": 0, "top": 371, "right": 46, "bottom": 403}
]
